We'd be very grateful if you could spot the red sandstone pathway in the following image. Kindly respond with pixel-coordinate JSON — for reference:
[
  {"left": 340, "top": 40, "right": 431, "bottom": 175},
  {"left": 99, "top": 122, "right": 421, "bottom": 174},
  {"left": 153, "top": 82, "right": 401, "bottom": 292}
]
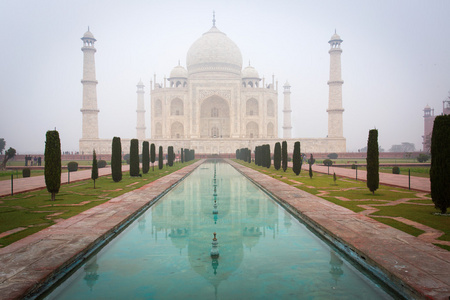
[
  {"left": 0, "top": 165, "right": 130, "bottom": 197},
  {"left": 230, "top": 160, "right": 449, "bottom": 300},
  {"left": 299, "top": 163, "right": 431, "bottom": 193}
]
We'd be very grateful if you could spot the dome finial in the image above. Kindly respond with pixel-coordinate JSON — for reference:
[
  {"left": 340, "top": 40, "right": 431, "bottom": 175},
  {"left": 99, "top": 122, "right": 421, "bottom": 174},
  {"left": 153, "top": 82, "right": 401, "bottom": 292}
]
[{"left": 212, "top": 11, "right": 216, "bottom": 27}]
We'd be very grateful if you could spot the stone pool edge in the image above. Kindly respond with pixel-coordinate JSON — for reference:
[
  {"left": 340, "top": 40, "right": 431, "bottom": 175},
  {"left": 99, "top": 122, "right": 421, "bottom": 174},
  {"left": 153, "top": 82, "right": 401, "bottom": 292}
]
[
  {"left": 228, "top": 159, "right": 450, "bottom": 300},
  {"left": 0, "top": 160, "right": 204, "bottom": 300}
]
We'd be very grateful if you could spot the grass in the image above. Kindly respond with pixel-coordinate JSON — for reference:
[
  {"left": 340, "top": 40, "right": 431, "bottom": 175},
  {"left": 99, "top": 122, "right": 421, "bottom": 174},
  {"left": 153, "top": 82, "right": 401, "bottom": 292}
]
[
  {"left": 234, "top": 160, "right": 449, "bottom": 250},
  {"left": 0, "top": 161, "right": 195, "bottom": 247}
]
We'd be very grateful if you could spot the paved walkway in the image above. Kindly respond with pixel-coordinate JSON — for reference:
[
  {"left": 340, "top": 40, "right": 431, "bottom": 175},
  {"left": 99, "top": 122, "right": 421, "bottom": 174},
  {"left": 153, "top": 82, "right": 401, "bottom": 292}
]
[
  {"left": 300, "top": 163, "right": 431, "bottom": 193},
  {"left": 0, "top": 165, "right": 130, "bottom": 197},
  {"left": 229, "top": 160, "right": 449, "bottom": 300},
  {"left": 0, "top": 160, "right": 203, "bottom": 299}
]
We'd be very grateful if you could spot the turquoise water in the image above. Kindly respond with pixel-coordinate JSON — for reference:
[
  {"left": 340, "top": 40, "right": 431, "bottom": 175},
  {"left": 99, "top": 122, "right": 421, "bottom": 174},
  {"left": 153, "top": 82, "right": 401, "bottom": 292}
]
[{"left": 45, "top": 161, "right": 393, "bottom": 299}]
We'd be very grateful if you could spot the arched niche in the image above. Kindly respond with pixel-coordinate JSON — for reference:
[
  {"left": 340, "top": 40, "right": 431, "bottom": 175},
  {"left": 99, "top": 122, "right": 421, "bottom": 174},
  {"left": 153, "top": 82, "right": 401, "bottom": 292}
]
[
  {"left": 246, "top": 98, "right": 259, "bottom": 116},
  {"left": 170, "top": 98, "right": 184, "bottom": 116},
  {"left": 200, "top": 96, "right": 230, "bottom": 138}
]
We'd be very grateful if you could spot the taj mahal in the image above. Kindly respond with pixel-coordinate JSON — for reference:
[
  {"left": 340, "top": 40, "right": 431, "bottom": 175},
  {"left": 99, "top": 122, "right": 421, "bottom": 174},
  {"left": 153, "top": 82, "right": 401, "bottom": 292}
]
[{"left": 79, "top": 16, "right": 346, "bottom": 155}]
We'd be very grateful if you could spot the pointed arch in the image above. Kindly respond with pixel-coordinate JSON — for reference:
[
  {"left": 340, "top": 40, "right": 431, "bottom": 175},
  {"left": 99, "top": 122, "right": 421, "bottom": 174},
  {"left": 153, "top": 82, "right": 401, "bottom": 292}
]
[
  {"left": 171, "top": 122, "right": 184, "bottom": 138},
  {"left": 267, "top": 99, "right": 274, "bottom": 117},
  {"left": 246, "top": 98, "right": 259, "bottom": 116},
  {"left": 170, "top": 98, "right": 184, "bottom": 116},
  {"left": 246, "top": 121, "right": 259, "bottom": 138},
  {"left": 155, "top": 99, "right": 162, "bottom": 117}
]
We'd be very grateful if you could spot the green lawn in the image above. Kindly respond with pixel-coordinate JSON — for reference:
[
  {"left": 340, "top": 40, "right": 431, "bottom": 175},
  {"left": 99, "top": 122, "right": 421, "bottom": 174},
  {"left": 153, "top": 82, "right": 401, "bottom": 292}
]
[
  {"left": 234, "top": 160, "right": 449, "bottom": 250},
  {"left": 0, "top": 161, "right": 195, "bottom": 247}
]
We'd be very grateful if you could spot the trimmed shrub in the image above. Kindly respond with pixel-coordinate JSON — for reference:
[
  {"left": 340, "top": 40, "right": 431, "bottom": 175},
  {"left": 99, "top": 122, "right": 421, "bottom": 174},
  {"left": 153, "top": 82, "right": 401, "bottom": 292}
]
[
  {"left": 366, "top": 129, "right": 379, "bottom": 194},
  {"left": 98, "top": 160, "right": 107, "bottom": 168},
  {"left": 323, "top": 159, "right": 333, "bottom": 166},
  {"left": 282, "top": 141, "right": 288, "bottom": 172},
  {"left": 293, "top": 141, "right": 301, "bottom": 175},
  {"left": 328, "top": 153, "right": 338, "bottom": 159},
  {"left": 158, "top": 146, "right": 163, "bottom": 169},
  {"left": 111, "top": 137, "right": 122, "bottom": 182},
  {"left": 274, "top": 142, "right": 281, "bottom": 170},
  {"left": 22, "top": 168, "right": 31, "bottom": 178},
  {"left": 67, "top": 161, "right": 78, "bottom": 172},
  {"left": 150, "top": 143, "right": 156, "bottom": 171},
  {"left": 44, "top": 130, "right": 61, "bottom": 201},
  {"left": 142, "top": 141, "right": 150, "bottom": 174},
  {"left": 181, "top": 148, "right": 184, "bottom": 163},
  {"left": 168, "top": 146, "right": 174, "bottom": 167},
  {"left": 417, "top": 153, "right": 430, "bottom": 163},
  {"left": 91, "top": 150, "right": 98, "bottom": 188},
  {"left": 130, "top": 139, "right": 140, "bottom": 176},
  {"left": 430, "top": 114, "right": 450, "bottom": 214},
  {"left": 392, "top": 166, "right": 400, "bottom": 174}
]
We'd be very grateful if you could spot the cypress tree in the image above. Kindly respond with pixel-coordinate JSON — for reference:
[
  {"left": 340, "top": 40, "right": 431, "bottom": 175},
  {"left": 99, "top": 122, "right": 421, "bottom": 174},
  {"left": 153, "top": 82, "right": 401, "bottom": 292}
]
[
  {"left": 142, "top": 141, "right": 149, "bottom": 174},
  {"left": 274, "top": 142, "right": 281, "bottom": 170},
  {"left": 44, "top": 130, "right": 61, "bottom": 201},
  {"left": 266, "top": 144, "right": 271, "bottom": 168},
  {"left": 181, "top": 147, "right": 184, "bottom": 163},
  {"left": 282, "top": 141, "right": 288, "bottom": 172},
  {"left": 308, "top": 154, "right": 315, "bottom": 179},
  {"left": 130, "top": 139, "right": 140, "bottom": 176},
  {"left": 430, "top": 115, "right": 450, "bottom": 214},
  {"left": 248, "top": 148, "right": 251, "bottom": 163},
  {"left": 158, "top": 146, "right": 163, "bottom": 169},
  {"left": 91, "top": 149, "right": 98, "bottom": 188},
  {"left": 111, "top": 137, "right": 122, "bottom": 182},
  {"left": 150, "top": 143, "right": 156, "bottom": 171},
  {"left": 366, "top": 129, "right": 379, "bottom": 194},
  {"left": 236, "top": 149, "right": 240, "bottom": 160},
  {"left": 168, "top": 146, "right": 174, "bottom": 166},
  {"left": 293, "top": 141, "right": 301, "bottom": 175}
]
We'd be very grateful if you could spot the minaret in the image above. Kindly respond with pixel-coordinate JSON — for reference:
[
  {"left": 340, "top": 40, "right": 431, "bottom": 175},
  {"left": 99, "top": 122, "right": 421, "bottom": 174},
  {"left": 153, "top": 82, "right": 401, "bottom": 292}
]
[
  {"left": 327, "top": 31, "right": 344, "bottom": 138},
  {"left": 80, "top": 29, "right": 99, "bottom": 142},
  {"left": 422, "top": 105, "right": 434, "bottom": 152},
  {"left": 136, "top": 80, "right": 146, "bottom": 140},
  {"left": 283, "top": 81, "right": 292, "bottom": 138}
]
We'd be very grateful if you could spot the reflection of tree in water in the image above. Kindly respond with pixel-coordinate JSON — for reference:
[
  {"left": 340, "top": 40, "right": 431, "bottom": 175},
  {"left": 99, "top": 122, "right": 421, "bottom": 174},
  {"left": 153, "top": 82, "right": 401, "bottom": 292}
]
[
  {"left": 83, "top": 255, "right": 99, "bottom": 291},
  {"left": 284, "top": 210, "right": 292, "bottom": 231},
  {"left": 329, "top": 250, "right": 344, "bottom": 289},
  {"left": 138, "top": 216, "right": 146, "bottom": 234}
]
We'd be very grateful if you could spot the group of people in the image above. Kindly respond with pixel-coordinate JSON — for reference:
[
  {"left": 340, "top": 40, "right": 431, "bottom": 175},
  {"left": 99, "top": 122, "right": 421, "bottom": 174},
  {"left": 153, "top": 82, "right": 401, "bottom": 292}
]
[{"left": 25, "top": 155, "right": 41, "bottom": 166}]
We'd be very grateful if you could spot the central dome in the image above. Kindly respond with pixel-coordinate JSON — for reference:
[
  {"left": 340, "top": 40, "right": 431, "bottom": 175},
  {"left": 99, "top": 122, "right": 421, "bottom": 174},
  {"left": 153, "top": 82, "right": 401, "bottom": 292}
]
[{"left": 186, "top": 26, "right": 243, "bottom": 76}]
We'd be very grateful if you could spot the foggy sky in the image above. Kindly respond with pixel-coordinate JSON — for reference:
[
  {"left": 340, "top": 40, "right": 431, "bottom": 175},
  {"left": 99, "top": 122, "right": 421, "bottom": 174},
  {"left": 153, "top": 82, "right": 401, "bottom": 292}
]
[{"left": 1, "top": 0, "right": 449, "bottom": 154}]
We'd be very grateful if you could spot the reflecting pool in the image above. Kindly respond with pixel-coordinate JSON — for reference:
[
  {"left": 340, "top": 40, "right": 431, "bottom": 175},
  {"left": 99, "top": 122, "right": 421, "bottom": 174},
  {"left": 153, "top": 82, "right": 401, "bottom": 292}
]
[{"left": 45, "top": 161, "right": 394, "bottom": 299}]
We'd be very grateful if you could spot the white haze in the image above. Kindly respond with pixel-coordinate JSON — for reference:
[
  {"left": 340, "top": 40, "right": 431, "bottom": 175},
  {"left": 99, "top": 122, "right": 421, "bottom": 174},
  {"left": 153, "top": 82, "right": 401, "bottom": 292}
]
[{"left": 1, "top": 0, "right": 449, "bottom": 154}]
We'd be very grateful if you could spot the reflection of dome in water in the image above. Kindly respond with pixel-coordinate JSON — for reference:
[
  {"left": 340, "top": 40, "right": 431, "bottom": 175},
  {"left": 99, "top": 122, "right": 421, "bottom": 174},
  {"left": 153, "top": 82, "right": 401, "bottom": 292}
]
[{"left": 186, "top": 26, "right": 243, "bottom": 76}]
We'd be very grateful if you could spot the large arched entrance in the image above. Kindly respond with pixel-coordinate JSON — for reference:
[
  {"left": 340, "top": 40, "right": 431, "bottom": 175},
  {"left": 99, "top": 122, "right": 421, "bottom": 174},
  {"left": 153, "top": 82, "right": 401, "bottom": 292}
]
[{"left": 200, "top": 96, "right": 230, "bottom": 138}]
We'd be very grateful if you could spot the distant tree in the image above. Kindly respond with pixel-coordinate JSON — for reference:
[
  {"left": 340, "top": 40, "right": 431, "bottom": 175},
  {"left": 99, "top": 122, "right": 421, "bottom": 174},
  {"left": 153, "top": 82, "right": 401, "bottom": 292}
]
[
  {"left": 323, "top": 159, "right": 333, "bottom": 166},
  {"left": 236, "top": 149, "right": 240, "bottom": 160},
  {"left": 158, "top": 146, "right": 163, "bottom": 169},
  {"left": 111, "top": 137, "right": 122, "bottom": 182},
  {"left": 1, "top": 147, "right": 16, "bottom": 170},
  {"left": 328, "top": 153, "right": 338, "bottom": 159},
  {"left": 366, "top": 129, "right": 379, "bottom": 194},
  {"left": 292, "top": 141, "right": 301, "bottom": 175},
  {"left": 265, "top": 144, "right": 271, "bottom": 168},
  {"left": 142, "top": 141, "right": 149, "bottom": 174},
  {"left": 130, "top": 139, "right": 140, "bottom": 176},
  {"left": 168, "top": 146, "right": 174, "bottom": 167},
  {"left": 91, "top": 150, "right": 98, "bottom": 188},
  {"left": 417, "top": 153, "right": 430, "bottom": 163},
  {"left": 430, "top": 115, "right": 450, "bottom": 214},
  {"left": 308, "top": 154, "right": 315, "bottom": 179},
  {"left": 333, "top": 172, "right": 337, "bottom": 185},
  {"left": 0, "top": 138, "right": 5, "bottom": 154},
  {"left": 181, "top": 147, "right": 184, "bottom": 163},
  {"left": 282, "top": 141, "right": 288, "bottom": 172},
  {"left": 274, "top": 142, "right": 281, "bottom": 170},
  {"left": 389, "top": 142, "right": 415, "bottom": 152},
  {"left": 150, "top": 143, "right": 156, "bottom": 171},
  {"left": 44, "top": 130, "right": 61, "bottom": 201}
]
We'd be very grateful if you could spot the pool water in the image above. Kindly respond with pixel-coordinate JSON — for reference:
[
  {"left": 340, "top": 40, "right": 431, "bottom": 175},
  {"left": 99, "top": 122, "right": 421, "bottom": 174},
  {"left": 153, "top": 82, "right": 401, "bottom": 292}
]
[{"left": 45, "top": 161, "right": 394, "bottom": 299}]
